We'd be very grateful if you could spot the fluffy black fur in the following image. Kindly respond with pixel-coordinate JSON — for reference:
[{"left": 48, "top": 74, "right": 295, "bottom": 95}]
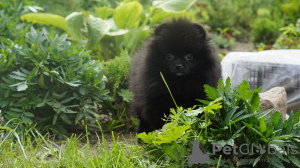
[{"left": 130, "top": 18, "right": 221, "bottom": 133}]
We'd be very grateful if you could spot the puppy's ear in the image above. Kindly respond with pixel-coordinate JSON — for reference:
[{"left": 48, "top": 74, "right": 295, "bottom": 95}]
[
  {"left": 193, "top": 23, "right": 206, "bottom": 39},
  {"left": 153, "top": 22, "right": 168, "bottom": 36}
]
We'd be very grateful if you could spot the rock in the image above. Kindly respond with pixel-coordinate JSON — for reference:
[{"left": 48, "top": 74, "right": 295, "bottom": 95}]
[{"left": 259, "top": 87, "right": 287, "bottom": 120}]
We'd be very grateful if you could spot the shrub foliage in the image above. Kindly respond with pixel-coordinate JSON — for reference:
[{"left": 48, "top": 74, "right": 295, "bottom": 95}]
[
  {"left": 138, "top": 78, "right": 300, "bottom": 168},
  {"left": 0, "top": 27, "right": 110, "bottom": 134}
]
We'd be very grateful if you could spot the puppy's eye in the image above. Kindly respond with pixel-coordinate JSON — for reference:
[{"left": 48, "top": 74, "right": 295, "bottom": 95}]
[
  {"left": 185, "top": 54, "right": 193, "bottom": 60},
  {"left": 166, "top": 54, "right": 174, "bottom": 61}
]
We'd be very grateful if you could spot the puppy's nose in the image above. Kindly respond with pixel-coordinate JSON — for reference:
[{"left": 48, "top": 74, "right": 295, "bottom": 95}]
[{"left": 175, "top": 64, "right": 183, "bottom": 70}]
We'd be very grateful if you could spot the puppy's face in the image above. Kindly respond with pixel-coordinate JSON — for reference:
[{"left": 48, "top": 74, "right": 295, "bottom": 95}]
[
  {"left": 147, "top": 18, "right": 211, "bottom": 77},
  {"left": 165, "top": 53, "right": 193, "bottom": 76}
]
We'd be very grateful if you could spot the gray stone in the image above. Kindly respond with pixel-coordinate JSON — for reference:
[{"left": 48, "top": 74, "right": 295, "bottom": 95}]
[{"left": 259, "top": 87, "right": 287, "bottom": 120}]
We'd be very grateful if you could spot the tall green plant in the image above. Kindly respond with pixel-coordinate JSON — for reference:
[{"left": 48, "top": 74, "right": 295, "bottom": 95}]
[{"left": 0, "top": 27, "right": 110, "bottom": 135}]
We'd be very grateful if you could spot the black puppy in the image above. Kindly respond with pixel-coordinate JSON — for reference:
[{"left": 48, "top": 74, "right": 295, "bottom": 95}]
[{"left": 130, "top": 18, "right": 221, "bottom": 133}]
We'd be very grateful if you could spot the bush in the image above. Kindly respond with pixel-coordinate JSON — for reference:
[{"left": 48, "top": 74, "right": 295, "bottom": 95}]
[
  {"left": 100, "top": 50, "right": 134, "bottom": 130},
  {"left": 273, "top": 20, "right": 300, "bottom": 49},
  {"left": 213, "top": 27, "right": 236, "bottom": 49},
  {"left": 251, "top": 17, "right": 283, "bottom": 44},
  {"left": 0, "top": 27, "right": 110, "bottom": 135},
  {"left": 205, "top": 0, "right": 236, "bottom": 30},
  {"left": 138, "top": 78, "right": 300, "bottom": 167},
  {"left": 0, "top": 0, "right": 38, "bottom": 41},
  {"left": 102, "top": 50, "right": 132, "bottom": 105}
]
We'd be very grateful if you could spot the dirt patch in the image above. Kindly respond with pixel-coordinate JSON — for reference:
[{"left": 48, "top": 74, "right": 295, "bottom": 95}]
[
  {"left": 218, "top": 41, "right": 255, "bottom": 54},
  {"left": 231, "top": 42, "right": 255, "bottom": 52}
]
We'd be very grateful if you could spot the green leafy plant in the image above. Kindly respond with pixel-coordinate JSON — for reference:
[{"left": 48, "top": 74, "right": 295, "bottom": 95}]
[
  {"left": 138, "top": 78, "right": 300, "bottom": 167},
  {"left": 273, "top": 20, "right": 300, "bottom": 49},
  {"left": 0, "top": 0, "right": 39, "bottom": 42},
  {"left": 251, "top": 17, "right": 283, "bottom": 44},
  {"left": 98, "top": 50, "right": 134, "bottom": 130},
  {"left": 20, "top": 0, "right": 197, "bottom": 60},
  {"left": 0, "top": 27, "right": 110, "bottom": 135},
  {"left": 213, "top": 27, "right": 235, "bottom": 49},
  {"left": 204, "top": 1, "right": 253, "bottom": 32}
]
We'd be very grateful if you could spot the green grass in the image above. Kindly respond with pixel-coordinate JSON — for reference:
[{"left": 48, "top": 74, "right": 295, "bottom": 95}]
[{"left": 0, "top": 124, "right": 162, "bottom": 167}]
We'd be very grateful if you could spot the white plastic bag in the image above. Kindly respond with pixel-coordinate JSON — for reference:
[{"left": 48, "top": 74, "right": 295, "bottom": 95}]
[{"left": 221, "top": 49, "right": 300, "bottom": 113}]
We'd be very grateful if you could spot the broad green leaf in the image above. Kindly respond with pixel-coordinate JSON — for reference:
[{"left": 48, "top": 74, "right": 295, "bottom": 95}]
[
  {"left": 0, "top": 36, "right": 12, "bottom": 45},
  {"left": 294, "top": 110, "right": 300, "bottom": 125},
  {"left": 38, "top": 74, "right": 48, "bottom": 89},
  {"left": 286, "top": 111, "right": 294, "bottom": 134},
  {"left": 6, "top": 112, "right": 22, "bottom": 118},
  {"left": 20, "top": 68, "right": 31, "bottom": 75},
  {"left": 269, "top": 155, "right": 286, "bottom": 168},
  {"left": 24, "top": 112, "right": 35, "bottom": 117},
  {"left": 76, "top": 113, "right": 83, "bottom": 121},
  {"left": 231, "top": 126, "right": 245, "bottom": 139},
  {"left": 224, "top": 77, "right": 231, "bottom": 93},
  {"left": 61, "top": 97, "right": 75, "bottom": 104},
  {"left": 153, "top": 0, "right": 196, "bottom": 13},
  {"left": 259, "top": 118, "right": 267, "bottom": 133},
  {"left": 276, "top": 117, "right": 284, "bottom": 136},
  {"left": 11, "top": 71, "right": 28, "bottom": 78},
  {"left": 161, "top": 144, "right": 175, "bottom": 159},
  {"left": 65, "top": 81, "right": 81, "bottom": 87},
  {"left": 65, "top": 12, "right": 84, "bottom": 41},
  {"left": 106, "top": 29, "right": 129, "bottom": 36},
  {"left": 287, "top": 155, "right": 300, "bottom": 167},
  {"left": 118, "top": 89, "right": 133, "bottom": 103},
  {"left": 65, "top": 109, "right": 77, "bottom": 114},
  {"left": 9, "top": 82, "right": 25, "bottom": 87},
  {"left": 231, "top": 109, "right": 247, "bottom": 121},
  {"left": 150, "top": 9, "right": 193, "bottom": 24},
  {"left": 20, "top": 13, "right": 67, "bottom": 31},
  {"left": 270, "top": 135, "right": 292, "bottom": 140},
  {"left": 87, "top": 15, "right": 110, "bottom": 49},
  {"left": 204, "top": 97, "right": 223, "bottom": 114},
  {"left": 272, "top": 112, "right": 281, "bottom": 126},
  {"left": 253, "top": 155, "right": 262, "bottom": 167},
  {"left": 17, "top": 84, "right": 28, "bottom": 91},
  {"left": 224, "top": 106, "right": 238, "bottom": 125},
  {"left": 204, "top": 84, "right": 219, "bottom": 100},
  {"left": 243, "top": 122, "right": 265, "bottom": 138},
  {"left": 217, "top": 78, "right": 225, "bottom": 93},
  {"left": 236, "top": 80, "right": 251, "bottom": 100},
  {"left": 79, "top": 87, "right": 88, "bottom": 96},
  {"left": 12, "top": 93, "right": 25, "bottom": 97},
  {"left": 137, "top": 131, "right": 157, "bottom": 144},
  {"left": 60, "top": 113, "right": 72, "bottom": 124},
  {"left": 249, "top": 90, "right": 260, "bottom": 113},
  {"left": 21, "top": 116, "right": 33, "bottom": 124},
  {"left": 153, "top": 125, "right": 190, "bottom": 144},
  {"left": 53, "top": 113, "right": 58, "bottom": 125},
  {"left": 10, "top": 108, "right": 23, "bottom": 112},
  {"left": 113, "top": 1, "right": 143, "bottom": 29},
  {"left": 9, "top": 74, "right": 26, "bottom": 80},
  {"left": 4, "top": 90, "right": 9, "bottom": 99},
  {"left": 257, "top": 108, "right": 273, "bottom": 119},
  {"left": 233, "top": 113, "right": 256, "bottom": 124},
  {"left": 186, "top": 107, "right": 204, "bottom": 117},
  {"left": 96, "top": 6, "right": 113, "bottom": 19},
  {"left": 52, "top": 91, "right": 64, "bottom": 99}
]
